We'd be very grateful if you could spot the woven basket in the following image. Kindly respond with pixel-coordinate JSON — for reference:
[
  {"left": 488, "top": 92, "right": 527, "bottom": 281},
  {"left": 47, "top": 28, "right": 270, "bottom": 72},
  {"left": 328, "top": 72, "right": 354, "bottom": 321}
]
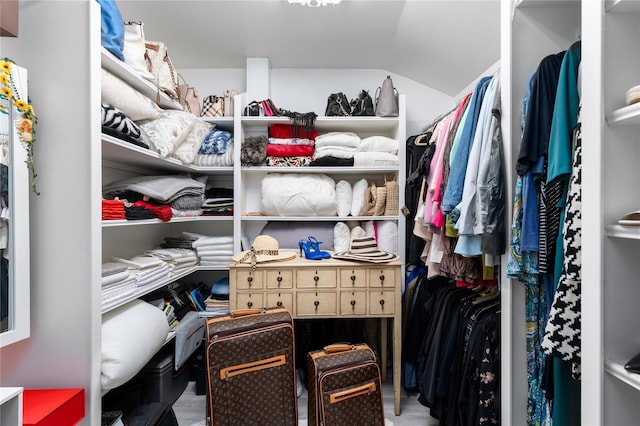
[
  {"left": 374, "top": 185, "right": 387, "bottom": 215},
  {"left": 384, "top": 176, "right": 399, "bottom": 216},
  {"left": 360, "top": 183, "right": 377, "bottom": 216}
]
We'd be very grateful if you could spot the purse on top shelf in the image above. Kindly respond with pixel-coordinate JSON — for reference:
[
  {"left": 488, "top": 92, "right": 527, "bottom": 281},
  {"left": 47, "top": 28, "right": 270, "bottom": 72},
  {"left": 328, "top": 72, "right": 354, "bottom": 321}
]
[
  {"left": 145, "top": 40, "right": 180, "bottom": 100},
  {"left": 325, "top": 92, "right": 351, "bottom": 117}
]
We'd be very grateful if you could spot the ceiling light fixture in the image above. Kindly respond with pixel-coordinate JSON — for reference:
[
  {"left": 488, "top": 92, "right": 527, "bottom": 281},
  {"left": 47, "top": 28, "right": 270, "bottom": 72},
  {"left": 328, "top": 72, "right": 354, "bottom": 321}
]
[{"left": 288, "top": 0, "right": 342, "bottom": 7}]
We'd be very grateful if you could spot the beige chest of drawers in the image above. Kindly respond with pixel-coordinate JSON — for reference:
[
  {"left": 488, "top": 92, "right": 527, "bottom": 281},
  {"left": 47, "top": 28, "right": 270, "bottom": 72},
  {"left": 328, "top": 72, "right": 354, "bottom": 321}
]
[{"left": 229, "top": 255, "right": 403, "bottom": 415}]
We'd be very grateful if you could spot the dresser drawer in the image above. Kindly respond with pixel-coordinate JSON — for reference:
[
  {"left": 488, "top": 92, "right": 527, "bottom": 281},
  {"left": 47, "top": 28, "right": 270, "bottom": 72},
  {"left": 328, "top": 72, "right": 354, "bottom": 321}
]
[
  {"left": 266, "top": 269, "right": 293, "bottom": 289},
  {"left": 368, "top": 290, "right": 395, "bottom": 315},
  {"left": 266, "top": 292, "right": 293, "bottom": 311},
  {"left": 339, "top": 268, "right": 366, "bottom": 288},
  {"left": 368, "top": 268, "right": 396, "bottom": 289},
  {"left": 339, "top": 291, "right": 367, "bottom": 315},
  {"left": 236, "top": 292, "right": 264, "bottom": 310},
  {"left": 296, "top": 292, "right": 337, "bottom": 316},
  {"left": 235, "top": 270, "right": 264, "bottom": 290},
  {"left": 296, "top": 269, "right": 337, "bottom": 289}
]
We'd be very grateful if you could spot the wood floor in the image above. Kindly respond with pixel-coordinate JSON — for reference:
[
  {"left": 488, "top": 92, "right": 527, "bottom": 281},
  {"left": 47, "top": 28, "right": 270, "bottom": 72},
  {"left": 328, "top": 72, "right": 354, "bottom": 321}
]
[{"left": 173, "top": 369, "right": 439, "bottom": 425}]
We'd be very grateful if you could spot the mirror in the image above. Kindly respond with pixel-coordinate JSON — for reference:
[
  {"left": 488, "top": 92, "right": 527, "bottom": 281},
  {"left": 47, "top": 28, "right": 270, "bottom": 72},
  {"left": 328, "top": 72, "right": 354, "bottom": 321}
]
[{"left": 0, "top": 62, "right": 30, "bottom": 347}]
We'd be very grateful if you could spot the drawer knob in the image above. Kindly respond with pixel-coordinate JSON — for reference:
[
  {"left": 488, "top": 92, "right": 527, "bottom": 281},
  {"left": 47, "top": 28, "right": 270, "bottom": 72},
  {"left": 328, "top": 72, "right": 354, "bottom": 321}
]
[
  {"left": 277, "top": 276, "right": 283, "bottom": 283},
  {"left": 277, "top": 301, "right": 283, "bottom": 307},
  {"left": 379, "top": 275, "right": 385, "bottom": 282},
  {"left": 379, "top": 299, "right": 385, "bottom": 309},
  {"left": 314, "top": 300, "right": 320, "bottom": 310},
  {"left": 350, "top": 275, "right": 356, "bottom": 282},
  {"left": 247, "top": 301, "right": 253, "bottom": 308},
  {"left": 350, "top": 300, "right": 356, "bottom": 309},
  {"left": 247, "top": 276, "right": 253, "bottom": 283},
  {"left": 314, "top": 276, "right": 319, "bottom": 283}
]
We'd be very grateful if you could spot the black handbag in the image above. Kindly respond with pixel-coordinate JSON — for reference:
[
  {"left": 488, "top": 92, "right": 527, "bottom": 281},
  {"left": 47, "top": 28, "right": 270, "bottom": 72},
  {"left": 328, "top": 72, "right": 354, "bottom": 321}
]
[
  {"left": 325, "top": 92, "right": 351, "bottom": 117},
  {"left": 350, "top": 90, "right": 375, "bottom": 116}
]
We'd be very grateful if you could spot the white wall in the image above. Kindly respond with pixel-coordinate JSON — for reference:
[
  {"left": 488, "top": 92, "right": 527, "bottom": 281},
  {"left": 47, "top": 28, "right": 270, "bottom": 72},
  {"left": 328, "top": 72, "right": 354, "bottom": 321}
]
[{"left": 179, "top": 67, "right": 455, "bottom": 137}]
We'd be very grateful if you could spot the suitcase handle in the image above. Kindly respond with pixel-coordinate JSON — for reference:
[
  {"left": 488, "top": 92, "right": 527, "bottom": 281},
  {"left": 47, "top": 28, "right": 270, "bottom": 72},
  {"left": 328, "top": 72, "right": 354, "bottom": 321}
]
[
  {"left": 230, "top": 308, "right": 265, "bottom": 317},
  {"left": 323, "top": 343, "right": 356, "bottom": 354}
]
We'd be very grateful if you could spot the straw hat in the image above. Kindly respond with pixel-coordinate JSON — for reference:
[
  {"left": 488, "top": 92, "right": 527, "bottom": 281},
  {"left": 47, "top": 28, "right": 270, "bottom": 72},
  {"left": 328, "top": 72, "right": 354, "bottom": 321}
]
[
  {"left": 332, "top": 235, "right": 398, "bottom": 263},
  {"left": 232, "top": 235, "right": 296, "bottom": 266}
]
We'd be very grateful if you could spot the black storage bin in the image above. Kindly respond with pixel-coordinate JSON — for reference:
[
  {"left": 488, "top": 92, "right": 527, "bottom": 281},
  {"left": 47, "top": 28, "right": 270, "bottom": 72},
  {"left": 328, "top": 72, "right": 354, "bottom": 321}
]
[{"left": 138, "top": 345, "right": 190, "bottom": 406}]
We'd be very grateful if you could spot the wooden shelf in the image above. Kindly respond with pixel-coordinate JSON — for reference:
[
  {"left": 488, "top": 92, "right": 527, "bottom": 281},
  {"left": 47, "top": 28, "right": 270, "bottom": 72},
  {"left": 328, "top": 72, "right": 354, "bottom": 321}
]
[
  {"left": 240, "top": 116, "right": 400, "bottom": 133},
  {"left": 240, "top": 215, "right": 399, "bottom": 222},
  {"left": 103, "top": 216, "right": 233, "bottom": 228},
  {"left": 240, "top": 166, "right": 400, "bottom": 174},
  {"left": 202, "top": 116, "right": 234, "bottom": 132},
  {"left": 606, "top": 0, "right": 640, "bottom": 14}
]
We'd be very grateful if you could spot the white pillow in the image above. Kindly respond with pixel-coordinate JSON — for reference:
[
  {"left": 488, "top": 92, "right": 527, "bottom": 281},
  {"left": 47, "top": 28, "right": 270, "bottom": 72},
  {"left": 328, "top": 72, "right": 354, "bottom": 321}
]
[
  {"left": 358, "top": 136, "right": 399, "bottom": 154},
  {"left": 335, "top": 180, "right": 352, "bottom": 217},
  {"left": 101, "top": 299, "right": 169, "bottom": 390},
  {"left": 261, "top": 173, "right": 337, "bottom": 216},
  {"left": 172, "top": 118, "right": 212, "bottom": 164},
  {"left": 375, "top": 220, "right": 398, "bottom": 253},
  {"left": 350, "top": 178, "right": 368, "bottom": 216},
  {"left": 138, "top": 110, "right": 197, "bottom": 158},
  {"left": 334, "top": 222, "right": 351, "bottom": 254},
  {"left": 101, "top": 68, "right": 162, "bottom": 121}
]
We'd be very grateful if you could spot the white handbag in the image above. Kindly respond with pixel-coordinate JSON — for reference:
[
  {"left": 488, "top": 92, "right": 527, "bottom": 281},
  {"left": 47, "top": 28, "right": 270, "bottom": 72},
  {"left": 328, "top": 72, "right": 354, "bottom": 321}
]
[
  {"left": 145, "top": 40, "right": 179, "bottom": 99},
  {"left": 122, "top": 21, "right": 155, "bottom": 82},
  {"left": 224, "top": 89, "right": 240, "bottom": 117}
]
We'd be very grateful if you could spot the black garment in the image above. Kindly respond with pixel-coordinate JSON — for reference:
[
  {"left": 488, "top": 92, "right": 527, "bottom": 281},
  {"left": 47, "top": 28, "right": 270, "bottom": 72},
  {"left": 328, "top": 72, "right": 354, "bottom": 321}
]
[
  {"left": 308, "top": 156, "right": 354, "bottom": 167},
  {"left": 516, "top": 51, "right": 566, "bottom": 176}
]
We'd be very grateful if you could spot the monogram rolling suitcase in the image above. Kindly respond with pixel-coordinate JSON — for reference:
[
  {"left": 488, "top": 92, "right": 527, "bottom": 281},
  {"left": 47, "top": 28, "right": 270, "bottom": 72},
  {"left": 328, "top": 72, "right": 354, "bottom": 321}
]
[
  {"left": 205, "top": 307, "right": 297, "bottom": 426},
  {"left": 307, "top": 343, "right": 384, "bottom": 426}
]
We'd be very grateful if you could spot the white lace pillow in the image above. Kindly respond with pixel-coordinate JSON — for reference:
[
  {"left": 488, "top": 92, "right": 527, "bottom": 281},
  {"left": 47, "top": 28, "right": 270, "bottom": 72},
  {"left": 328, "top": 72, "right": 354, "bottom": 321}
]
[
  {"left": 101, "top": 68, "right": 162, "bottom": 121},
  {"left": 351, "top": 178, "right": 368, "bottom": 216},
  {"left": 334, "top": 222, "right": 351, "bottom": 254},
  {"left": 358, "top": 136, "right": 399, "bottom": 154},
  {"left": 335, "top": 180, "right": 352, "bottom": 217},
  {"left": 172, "top": 118, "right": 212, "bottom": 164},
  {"left": 138, "top": 110, "right": 197, "bottom": 158}
]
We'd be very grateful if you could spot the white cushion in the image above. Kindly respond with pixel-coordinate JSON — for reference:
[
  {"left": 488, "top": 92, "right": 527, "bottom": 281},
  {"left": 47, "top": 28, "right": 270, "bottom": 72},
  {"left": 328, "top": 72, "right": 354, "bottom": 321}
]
[
  {"left": 350, "top": 178, "right": 368, "bottom": 216},
  {"left": 101, "top": 68, "right": 162, "bottom": 121},
  {"left": 335, "top": 180, "right": 353, "bottom": 217},
  {"left": 333, "top": 222, "right": 351, "bottom": 254},
  {"left": 261, "top": 173, "right": 337, "bottom": 216},
  {"left": 375, "top": 220, "right": 398, "bottom": 253},
  {"left": 358, "top": 136, "right": 399, "bottom": 154},
  {"left": 101, "top": 299, "right": 169, "bottom": 390},
  {"left": 138, "top": 111, "right": 197, "bottom": 158},
  {"left": 172, "top": 118, "right": 212, "bottom": 164}
]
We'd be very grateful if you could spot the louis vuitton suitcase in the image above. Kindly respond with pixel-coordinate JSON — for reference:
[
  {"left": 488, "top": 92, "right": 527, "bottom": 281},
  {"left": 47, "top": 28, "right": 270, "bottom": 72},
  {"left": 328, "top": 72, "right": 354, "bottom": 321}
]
[
  {"left": 307, "top": 343, "right": 384, "bottom": 426},
  {"left": 205, "top": 307, "right": 297, "bottom": 426}
]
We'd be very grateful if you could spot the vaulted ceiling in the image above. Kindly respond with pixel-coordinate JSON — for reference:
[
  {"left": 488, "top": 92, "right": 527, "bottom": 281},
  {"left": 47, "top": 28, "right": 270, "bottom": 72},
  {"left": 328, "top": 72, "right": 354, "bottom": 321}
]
[{"left": 117, "top": 0, "right": 501, "bottom": 97}]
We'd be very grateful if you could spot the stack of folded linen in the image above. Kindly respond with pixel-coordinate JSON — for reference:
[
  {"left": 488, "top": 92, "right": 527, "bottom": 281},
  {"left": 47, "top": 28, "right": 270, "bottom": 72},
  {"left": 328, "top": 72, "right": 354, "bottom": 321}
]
[
  {"left": 182, "top": 232, "right": 234, "bottom": 266},
  {"left": 354, "top": 135, "right": 399, "bottom": 166},
  {"left": 111, "top": 254, "right": 171, "bottom": 288},
  {"left": 266, "top": 124, "right": 319, "bottom": 167},
  {"left": 309, "top": 131, "right": 360, "bottom": 167},
  {"left": 102, "top": 175, "right": 206, "bottom": 221},
  {"left": 101, "top": 262, "right": 136, "bottom": 304},
  {"left": 144, "top": 247, "right": 199, "bottom": 275}
]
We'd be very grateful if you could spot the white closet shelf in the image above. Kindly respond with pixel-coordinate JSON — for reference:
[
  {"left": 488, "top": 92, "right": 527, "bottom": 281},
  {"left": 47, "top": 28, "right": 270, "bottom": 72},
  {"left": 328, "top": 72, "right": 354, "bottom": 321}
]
[
  {"left": 605, "top": 224, "right": 640, "bottom": 239},
  {"left": 102, "top": 134, "right": 233, "bottom": 174},
  {"left": 606, "top": 0, "right": 640, "bottom": 14},
  {"left": 201, "top": 117, "right": 234, "bottom": 131},
  {"left": 101, "top": 264, "right": 229, "bottom": 314},
  {"left": 605, "top": 360, "right": 640, "bottom": 391},
  {"left": 240, "top": 215, "right": 399, "bottom": 222},
  {"left": 101, "top": 47, "right": 183, "bottom": 111},
  {"left": 241, "top": 116, "right": 400, "bottom": 133},
  {"left": 240, "top": 166, "right": 400, "bottom": 174},
  {"left": 103, "top": 216, "right": 233, "bottom": 228},
  {"left": 605, "top": 102, "right": 640, "bottom": 126},
  {"left": 515, "top": 0, "right": 579, "bottom": 8}
]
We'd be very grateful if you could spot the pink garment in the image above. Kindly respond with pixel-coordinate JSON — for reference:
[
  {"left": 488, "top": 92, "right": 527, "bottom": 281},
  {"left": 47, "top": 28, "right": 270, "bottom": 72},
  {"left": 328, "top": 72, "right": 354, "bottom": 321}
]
[{"left": 423, "top": 116, "right": 452, "bottom": 225}]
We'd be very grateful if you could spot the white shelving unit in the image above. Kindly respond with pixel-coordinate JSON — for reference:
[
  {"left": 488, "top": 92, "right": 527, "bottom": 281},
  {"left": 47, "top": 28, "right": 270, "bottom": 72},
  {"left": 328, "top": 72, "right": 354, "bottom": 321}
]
[{"left": 0, "top": 387, "right": 23, "bottom": 426}]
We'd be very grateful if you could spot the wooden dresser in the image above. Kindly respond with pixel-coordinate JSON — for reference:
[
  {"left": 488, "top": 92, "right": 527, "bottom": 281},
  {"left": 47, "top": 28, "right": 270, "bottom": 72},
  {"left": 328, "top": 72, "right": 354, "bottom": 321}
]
[{"left": 229, "top": 254, "right": 403, "bottom": 415}]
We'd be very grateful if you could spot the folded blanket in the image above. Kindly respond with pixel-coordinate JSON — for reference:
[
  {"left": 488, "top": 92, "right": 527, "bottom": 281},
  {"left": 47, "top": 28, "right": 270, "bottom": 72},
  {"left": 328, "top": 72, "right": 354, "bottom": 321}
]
[
  {"left": 182, "top": 232, "right": 234, "bottom": 248},
  {"left": 194, "top": 142, "right": 234, "bottom": 167},
  {"left": 358, "top": 136, "right": 399, "bottom": 154},
  {"left": 103, "top": 175, "right": 205, "bottom": 203},
  {"left": 266, "top": 144, "right": 315, "bottom": 157},
  {"left": 267, "top": 156, "right": 314, "bottom": 167},
  {"left": 268, "top": 137, "right": 314, "bottom": 146},
  {"left": 269, "top": 123, "right": 319, "bottom": 140},
  {"left": 314, "top": 132, "right": 361, "bottom": 149},
  {"left": 314, "top": 147, "right": 357, "bottom": 160},
  {"left": 309, "top": 156, "right": 354, "bottom": 167}
]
